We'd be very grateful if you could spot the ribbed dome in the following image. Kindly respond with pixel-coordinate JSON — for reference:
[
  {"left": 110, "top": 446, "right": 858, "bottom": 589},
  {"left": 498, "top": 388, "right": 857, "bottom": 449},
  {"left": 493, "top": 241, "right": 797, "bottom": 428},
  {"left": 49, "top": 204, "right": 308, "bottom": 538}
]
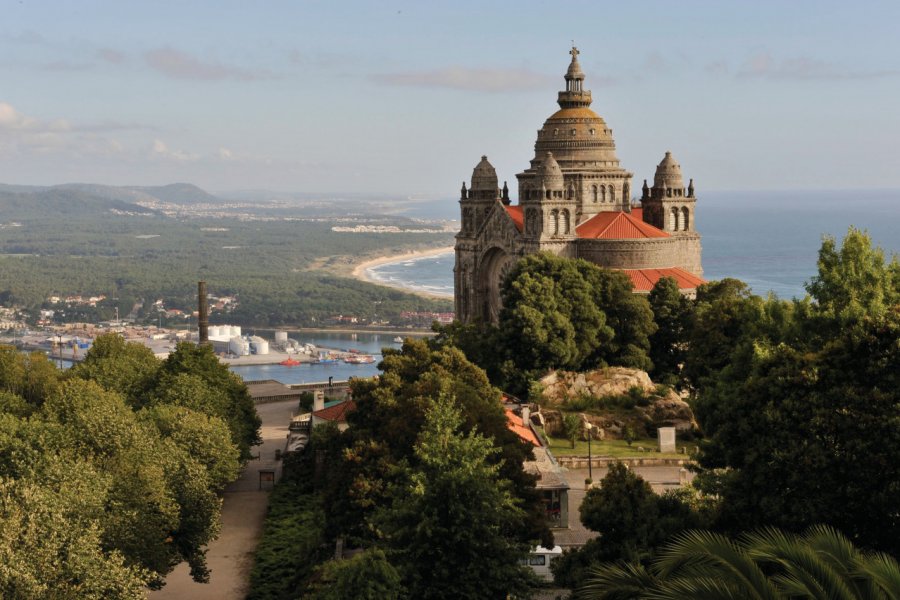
[
  {"left": 653, "top": 151, "right": 684, "bottom": 190},
  {"left": 470, "top": 155, "right": 498, "bottom": 190},
  {"left": 536, "top": 152, "right": 564, "bottom": 190}
]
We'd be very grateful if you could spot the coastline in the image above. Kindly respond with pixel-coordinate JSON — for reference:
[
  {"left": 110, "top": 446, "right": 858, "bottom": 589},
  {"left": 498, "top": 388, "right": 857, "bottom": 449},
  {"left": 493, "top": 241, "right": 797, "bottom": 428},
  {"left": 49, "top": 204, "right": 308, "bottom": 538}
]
[{"left": 351, "top": 246, "right": 454, "bottom": 299}]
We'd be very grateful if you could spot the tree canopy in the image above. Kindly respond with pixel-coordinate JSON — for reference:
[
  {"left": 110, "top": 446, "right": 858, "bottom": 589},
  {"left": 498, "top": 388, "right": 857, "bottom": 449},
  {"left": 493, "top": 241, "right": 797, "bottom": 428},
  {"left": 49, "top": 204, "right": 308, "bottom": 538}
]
[
  {"left": 0, "top": 335, "right": 258, "bottom": 593},
  {"left": 692, "top": 228, "right": 900, "bottom": 556}
]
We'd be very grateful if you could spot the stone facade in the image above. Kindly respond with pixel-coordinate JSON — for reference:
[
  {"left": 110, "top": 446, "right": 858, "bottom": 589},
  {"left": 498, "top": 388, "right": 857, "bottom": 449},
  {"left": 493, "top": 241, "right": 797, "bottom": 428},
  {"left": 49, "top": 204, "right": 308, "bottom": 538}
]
[{"left": 455, "top": 47, "right": 704, "bottom": 324}]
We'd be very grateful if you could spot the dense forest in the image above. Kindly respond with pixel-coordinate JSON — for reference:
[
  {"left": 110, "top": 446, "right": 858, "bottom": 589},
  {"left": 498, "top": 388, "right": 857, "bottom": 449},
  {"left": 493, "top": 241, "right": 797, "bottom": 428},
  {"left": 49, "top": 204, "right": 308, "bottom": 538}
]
[{"left": 0, "top": 184, "right": 454, "bottom": 326}]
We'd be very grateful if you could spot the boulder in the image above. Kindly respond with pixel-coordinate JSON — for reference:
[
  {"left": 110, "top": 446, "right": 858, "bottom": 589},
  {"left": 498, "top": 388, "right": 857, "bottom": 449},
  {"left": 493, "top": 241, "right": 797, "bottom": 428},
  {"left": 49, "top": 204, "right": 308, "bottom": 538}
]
[
  {"left": 539, "top": 367, "right": 654, "bottom": 405},
  {"left": 638, "top": 391, "right": 697, "bottom": 433}
]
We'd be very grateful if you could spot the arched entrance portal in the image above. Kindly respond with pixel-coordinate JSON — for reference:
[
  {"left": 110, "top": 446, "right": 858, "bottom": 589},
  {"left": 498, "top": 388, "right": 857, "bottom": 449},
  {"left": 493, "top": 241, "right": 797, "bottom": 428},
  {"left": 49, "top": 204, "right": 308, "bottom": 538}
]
[{"left": 478, "top": 247, "right": 514, "bottom": 324}]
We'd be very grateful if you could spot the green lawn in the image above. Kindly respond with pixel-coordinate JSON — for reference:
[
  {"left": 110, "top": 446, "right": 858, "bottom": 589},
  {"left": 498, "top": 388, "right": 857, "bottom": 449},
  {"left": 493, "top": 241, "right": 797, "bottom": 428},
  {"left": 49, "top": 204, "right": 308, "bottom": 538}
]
[{"left": 541, "top": 429, "right": 696, "bottom": 459}]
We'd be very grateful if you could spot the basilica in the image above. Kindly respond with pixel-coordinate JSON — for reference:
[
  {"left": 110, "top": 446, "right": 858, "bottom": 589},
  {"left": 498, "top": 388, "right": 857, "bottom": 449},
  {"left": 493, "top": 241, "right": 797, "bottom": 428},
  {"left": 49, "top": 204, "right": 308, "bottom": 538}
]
[{"left": 454, "top": 47, "right": 704, "bottom": 324}]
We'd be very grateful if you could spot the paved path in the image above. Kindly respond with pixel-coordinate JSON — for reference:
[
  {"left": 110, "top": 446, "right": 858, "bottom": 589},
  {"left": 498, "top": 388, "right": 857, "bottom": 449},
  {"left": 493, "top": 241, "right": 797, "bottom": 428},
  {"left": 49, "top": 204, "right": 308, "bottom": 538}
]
[{"left": 148, "top": 399, "right": 298, "bottom": 600}]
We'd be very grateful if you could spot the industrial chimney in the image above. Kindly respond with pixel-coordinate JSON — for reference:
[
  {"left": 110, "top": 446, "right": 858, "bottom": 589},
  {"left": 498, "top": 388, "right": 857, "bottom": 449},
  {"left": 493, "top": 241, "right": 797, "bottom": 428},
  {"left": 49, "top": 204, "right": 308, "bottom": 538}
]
[{"left": 198, "top": 281, "right": 209, "bottom": 345}]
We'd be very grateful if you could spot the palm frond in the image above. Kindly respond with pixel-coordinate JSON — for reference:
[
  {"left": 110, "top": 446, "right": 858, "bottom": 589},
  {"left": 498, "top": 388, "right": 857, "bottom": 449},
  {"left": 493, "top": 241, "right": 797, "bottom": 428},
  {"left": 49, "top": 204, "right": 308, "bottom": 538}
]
[
  {"left": 644, "top": 576, "right": 757, "bottom": 600},
  {"left": 854, "top": 552, "right": 900, "bottom": 600},
  {"left": 654, "top": 530, "right": 780, "bottom": 600},
  {"left": 744, "top": 527, "right": 856, "bottom": 600},
  {"left": 577, "top": 561, "right": 656, "bottom": 600}
]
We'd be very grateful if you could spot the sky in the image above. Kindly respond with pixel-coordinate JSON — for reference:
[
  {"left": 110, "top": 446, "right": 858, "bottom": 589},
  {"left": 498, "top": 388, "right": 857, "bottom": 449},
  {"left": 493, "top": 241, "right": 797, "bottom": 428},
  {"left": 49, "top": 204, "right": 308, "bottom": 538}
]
[{"left": 1, "top": 0, "right": 899, "bottom": 195}]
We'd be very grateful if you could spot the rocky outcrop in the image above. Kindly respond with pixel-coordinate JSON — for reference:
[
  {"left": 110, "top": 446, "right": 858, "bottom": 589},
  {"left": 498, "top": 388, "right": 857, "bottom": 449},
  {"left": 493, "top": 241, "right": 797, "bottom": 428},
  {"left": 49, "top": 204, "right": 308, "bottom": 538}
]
[
  {"left": 539, "top": 367, "right": 654, "bottom": 405},
  {"left": 536, "top": 367, "right": 697, "bottom": 438}
]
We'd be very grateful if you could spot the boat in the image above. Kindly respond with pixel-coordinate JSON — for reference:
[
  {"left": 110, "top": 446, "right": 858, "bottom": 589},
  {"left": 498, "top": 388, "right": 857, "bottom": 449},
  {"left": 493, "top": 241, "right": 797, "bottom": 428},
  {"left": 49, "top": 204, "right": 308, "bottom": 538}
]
[
  {"left": 344, "top": 354, "right": 376, "bottom": 364},
  {"left": 393, "top": 336, "right": 404, "bottom": 343},
  {"left": 279, "top": 357, "right": 302, "bottom": 366},
  {"left": 314, "top": 351, "right": 341, "bottom": 364}
]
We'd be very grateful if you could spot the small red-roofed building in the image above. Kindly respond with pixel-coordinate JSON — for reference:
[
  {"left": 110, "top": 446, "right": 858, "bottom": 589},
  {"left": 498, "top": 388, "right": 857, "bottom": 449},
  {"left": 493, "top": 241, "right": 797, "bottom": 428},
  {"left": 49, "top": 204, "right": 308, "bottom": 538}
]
[
  {"left": 311, "top": 399, "right": 356, "bottom": 431},
  {"left": 504, "top": 402, "right": 570, "bottom": 530},
  {"left": 454, "top": 47, "right": 704, "bottom": 323}
]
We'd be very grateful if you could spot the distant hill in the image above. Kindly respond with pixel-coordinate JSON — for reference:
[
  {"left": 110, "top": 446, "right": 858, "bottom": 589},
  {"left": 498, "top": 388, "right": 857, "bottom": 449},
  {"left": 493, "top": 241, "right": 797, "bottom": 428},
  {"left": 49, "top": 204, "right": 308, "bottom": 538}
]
[
  {"left": 0, "top": 187, "right": 161, "bottom": 220},
  {"left": 127, "top": 183, "right": 222, "bottom": 205}
]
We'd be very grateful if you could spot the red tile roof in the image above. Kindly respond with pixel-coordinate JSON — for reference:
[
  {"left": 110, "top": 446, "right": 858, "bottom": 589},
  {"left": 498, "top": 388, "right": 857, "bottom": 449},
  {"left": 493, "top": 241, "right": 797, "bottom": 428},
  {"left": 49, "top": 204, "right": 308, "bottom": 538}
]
[
  {"left": 505, "top": 408, "right": 541, "bottom": 447},
  {"left": 312, "top": 400, "right": 356, "bottom": 422},
  {"left": 504, "top": 205, "right": 524, "bottom": 232},
  {"left": 576, "top": 211, "right": 669, "bottom": 239},
  {"left": 623, "top": 267, "right": 706, "bottom": 292}
]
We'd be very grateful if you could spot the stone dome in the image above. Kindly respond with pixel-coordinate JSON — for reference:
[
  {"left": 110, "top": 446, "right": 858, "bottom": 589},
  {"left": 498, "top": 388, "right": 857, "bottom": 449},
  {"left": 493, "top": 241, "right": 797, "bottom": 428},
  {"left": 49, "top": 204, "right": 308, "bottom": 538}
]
[
  {"left": 536, "top": 152, "right": 564, "bottom": 190},
  {"left": 529, "top": 48, "right": 622, "bottom": 168},
  {"left": 470, "top": 155, "right": 498, "bottom": 190},
  {"left": 653, "top": 151, "right": 684, "bottom": 190}
]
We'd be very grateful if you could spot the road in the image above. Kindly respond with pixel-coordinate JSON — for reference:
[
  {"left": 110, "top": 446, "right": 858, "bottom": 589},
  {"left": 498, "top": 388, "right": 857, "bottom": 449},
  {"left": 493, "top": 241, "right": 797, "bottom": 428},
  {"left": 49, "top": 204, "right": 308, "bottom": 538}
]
[{"left": 148, "top": 398, "right": 298, "bottom": 600}]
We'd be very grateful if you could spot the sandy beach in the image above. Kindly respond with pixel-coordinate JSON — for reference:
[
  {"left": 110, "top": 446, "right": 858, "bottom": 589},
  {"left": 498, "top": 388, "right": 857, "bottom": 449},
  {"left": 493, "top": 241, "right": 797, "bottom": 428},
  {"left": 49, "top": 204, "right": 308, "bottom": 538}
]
[{"left": 351, "top": 246, "right": 454, "bottom": 299}]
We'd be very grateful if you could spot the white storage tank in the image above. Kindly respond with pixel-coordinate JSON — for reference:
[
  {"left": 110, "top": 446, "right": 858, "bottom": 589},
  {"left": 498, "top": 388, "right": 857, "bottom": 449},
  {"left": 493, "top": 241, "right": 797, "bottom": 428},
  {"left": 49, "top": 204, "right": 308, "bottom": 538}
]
[
  {"left": 249, "top": 336, "right": 269, "bottom": 355},
  {"left": 230, "top": 325, "right": 242, "bottom": 337},
  {"left": 229, "top": 336, "right": 250, "bottom": 356}
]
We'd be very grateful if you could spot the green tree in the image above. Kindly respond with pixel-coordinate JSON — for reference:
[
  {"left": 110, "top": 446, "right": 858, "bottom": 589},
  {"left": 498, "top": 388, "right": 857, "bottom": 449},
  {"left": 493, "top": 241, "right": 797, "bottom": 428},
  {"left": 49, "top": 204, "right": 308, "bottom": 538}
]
[
  {"left": 647, "top": 277, "right": 693, "bottom": 387},
  {"left": 562, "top": 413, "right": 582, "bottom": 448},
  {"left": 71, "top": 333, "right": 160, "bottom": 407},
  {"left": 311, "top": 548, "right": 403, "bottom": 600},
  {"left": 806, "top": 226, "right": 900, "bottom": 324},
  {"left": 332, "top": 338, "right": 550, "bottom": 548},
  {"left": 141, "top": 403, "right": 241, "bottom": 490},
  {"left": 693, "top": 311, "right": 900, "bottom": 555},
  {"left": 495, "top": 253, "right": 655, "bottom": 393},
  {"left": 693, "top": 230, "right": 900, "bottom": 556},
  {"left": 577, "top": 525, "right": 900, "bottom": 600},
  {"left": 378, "top": 398, "right": 533, "bottom": 600},
  {"left": 553, "top": 464, "right": 710, "bottom": 588},
  {"left": 155, "top": 342, "right": 261, "bottom": 459},
  {"left": 580, "top": 463, "right": 661, "bottom": 562},
  {"left": 0, "top": 476, "right": 150, "bottom": 599}
]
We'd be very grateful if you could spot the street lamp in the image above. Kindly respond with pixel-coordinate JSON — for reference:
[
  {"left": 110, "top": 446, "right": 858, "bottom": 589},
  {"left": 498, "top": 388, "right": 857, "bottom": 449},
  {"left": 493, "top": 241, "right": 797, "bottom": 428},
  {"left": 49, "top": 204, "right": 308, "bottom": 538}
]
[{"left": 586, "top": 423, "right": 593, "bottom": 482}]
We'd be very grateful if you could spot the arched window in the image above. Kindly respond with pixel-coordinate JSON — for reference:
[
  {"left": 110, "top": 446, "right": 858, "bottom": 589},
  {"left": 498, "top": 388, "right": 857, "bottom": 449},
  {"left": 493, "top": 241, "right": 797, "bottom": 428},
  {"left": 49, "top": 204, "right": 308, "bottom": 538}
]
[
  {"left": 567, "top": 186, "right": 574, "bottom": 200},
  {"left": 592, "top": 185, "right": 598, "bottom": 203},
  {"left": 546, "top": 189, "right": 551, "bottom": 200},
  {"left": 561, "top": 209, "right": 570, "bottom": 234},
  {"left": 608, "top": 185, "right": 615, "bottom": 202},
  {"left": 681, "top": 207, "right": 690, "bottom": 231},
  {"left": 623, "top": 182, "right": 630, "bottom": 202},
  {"left": 671, "top": 207, "right": 680, "bottom": 231},
  {"left": 549, "top": 210, "right": 559, "bottom": 235},
  {"left": 601, "top": 186, "right": 607, "bottom": 202}
]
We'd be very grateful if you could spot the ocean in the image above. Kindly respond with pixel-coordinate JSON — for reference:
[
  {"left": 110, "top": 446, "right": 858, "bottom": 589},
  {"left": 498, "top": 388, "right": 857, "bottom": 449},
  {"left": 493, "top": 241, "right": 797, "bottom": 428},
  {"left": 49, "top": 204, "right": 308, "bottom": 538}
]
[{"left": 369, "top": 190, "right": 900, "bottom": 300}]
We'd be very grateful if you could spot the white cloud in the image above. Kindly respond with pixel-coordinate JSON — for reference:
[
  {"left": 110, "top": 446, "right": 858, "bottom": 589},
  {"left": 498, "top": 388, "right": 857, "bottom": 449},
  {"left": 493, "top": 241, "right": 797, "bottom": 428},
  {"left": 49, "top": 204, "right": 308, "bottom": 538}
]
[
  {"left": 150, "top": 139, "right": 199, "bottom": 162},
  {"left": 145, "top": 47, "right": 274, "bottom": 81},
  {"left": 372, "top": 66, "right": 555, "bottom": 93},
  {"left": 737, "top": 52, "right": 900, "bottom": 81}
]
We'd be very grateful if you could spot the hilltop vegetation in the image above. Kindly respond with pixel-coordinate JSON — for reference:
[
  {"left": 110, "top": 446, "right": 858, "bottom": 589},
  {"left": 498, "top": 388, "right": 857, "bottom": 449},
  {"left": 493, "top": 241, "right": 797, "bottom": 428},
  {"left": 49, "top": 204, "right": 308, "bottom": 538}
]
[{"left": 0, "top": 182, "right": 454, "bottom": 326}]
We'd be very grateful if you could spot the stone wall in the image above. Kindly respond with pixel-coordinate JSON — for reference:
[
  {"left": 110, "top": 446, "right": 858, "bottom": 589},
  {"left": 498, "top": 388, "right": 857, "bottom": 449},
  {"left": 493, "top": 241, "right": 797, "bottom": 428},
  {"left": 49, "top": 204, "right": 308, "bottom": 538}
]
[{"left": 575, "top": 237, "right": 680, "bottom": 269}]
